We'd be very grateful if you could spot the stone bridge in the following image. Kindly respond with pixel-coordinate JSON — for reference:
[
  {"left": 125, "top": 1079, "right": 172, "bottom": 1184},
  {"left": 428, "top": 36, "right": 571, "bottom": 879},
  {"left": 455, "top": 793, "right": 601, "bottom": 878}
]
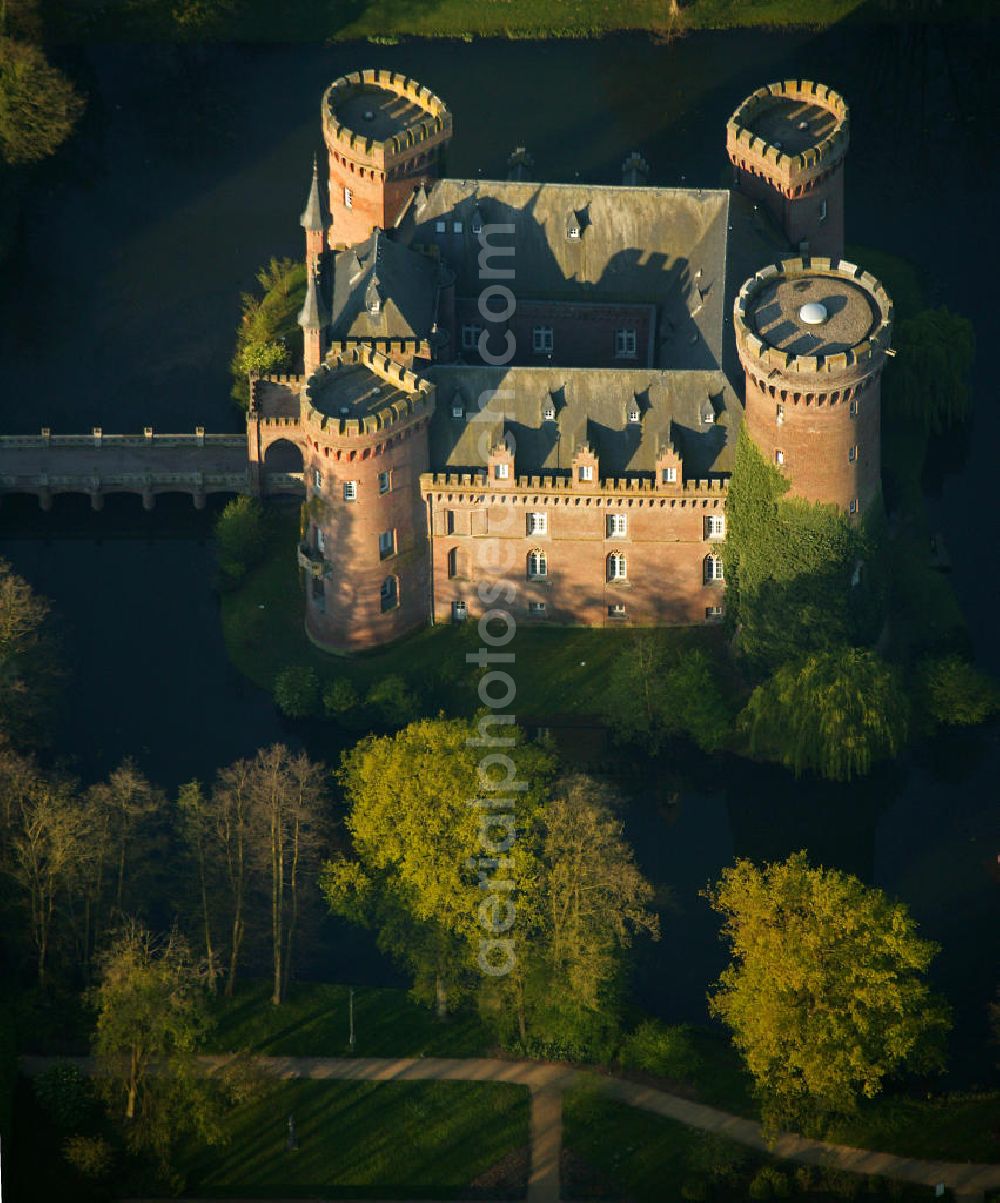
[{"left": 0, "top": 428, "right": 304, "bottom": 509}]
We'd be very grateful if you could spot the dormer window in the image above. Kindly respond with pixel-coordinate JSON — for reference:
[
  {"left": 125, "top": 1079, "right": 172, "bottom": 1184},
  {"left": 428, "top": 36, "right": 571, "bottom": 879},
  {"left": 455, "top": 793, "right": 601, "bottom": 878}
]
[
  {"left": 452, "top": 220, "right": 463, "bottom": 234},
  {"left": 616, "top": 329, "right": 638, "bottom": 359},
  {"left": 452, "top": 403, "right": 464, "bottom": 419},
  {"left": 566, "top": 212, "right": 582, "bottom": 240},
  {"left": 627, "top": 407, "right": 640, "bottom": 424},
  {"left": 494, "top": 462, "right": 509, "bottom": 480},
  {"left": 661, "top": 466, "right": 677, "bottom": 484},
  {"left": 578, "top": 464, "right": 594, "bottom": 483},
  {"left": 543, "top": 404, "right": 556, "bottom": 421},
  {"left": 532, "top": 326, "right": 553, "bottom": 354},
  {"left": 471, "top": 209, "right": 484, "bottom": 236}
]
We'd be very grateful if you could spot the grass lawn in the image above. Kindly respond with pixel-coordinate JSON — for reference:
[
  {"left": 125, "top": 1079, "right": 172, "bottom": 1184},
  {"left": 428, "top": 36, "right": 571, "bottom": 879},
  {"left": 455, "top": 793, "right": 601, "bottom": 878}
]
[
  {"left": 827, "top": 1093, "right": 1000, "bottom": 1164},
  {"left": 180, "top": 1078, "right": 529, "bottom": 1199},
  {"left": 221, "top": 504, "right": 717, "bottom": 719},
  {"left": 206, "top": 980, "right": 494, "bottom": 1058}
]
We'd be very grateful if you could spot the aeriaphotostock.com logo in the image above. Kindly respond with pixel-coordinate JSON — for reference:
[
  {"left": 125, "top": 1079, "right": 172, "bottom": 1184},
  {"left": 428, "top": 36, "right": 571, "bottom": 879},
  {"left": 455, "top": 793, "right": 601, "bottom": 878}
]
[{"left": 464, "top": 221, "right": 524, "bottom": 979}]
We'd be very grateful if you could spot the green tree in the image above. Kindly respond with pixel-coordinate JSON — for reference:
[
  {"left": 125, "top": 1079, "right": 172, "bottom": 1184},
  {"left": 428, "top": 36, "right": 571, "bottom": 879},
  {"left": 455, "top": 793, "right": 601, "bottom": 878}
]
[
  {"left": 739, "top": 648, "right": 908, "bottom": 781},
  {"left": 722, "top": 429, "right": 880, "bottom": 671},
  {"left": 214, "top": 496, "right": 265, "bottom": 586},
  {"left": 365, "top": 673, "right": 421, "bottom": 727},
  {"left": 323, "top": 677, "right": 359, "bottom": 718},
  {"left": 917, "top": 654, "right": 999, "bottom": 728},
  {"left": 885, "top": 307, "right": 975, "bottom": 433},
  {"left": 230, "top": 258, "right": 305, "bottom": 406},
  {"left": 0, "top": 37, "right": 84, "bottom": 165},
  {"left": 274, "top": 665, "right": 321, "bottom": 717},
  {"left": 704, "top": 853, "right": 950, "bottom": 1131},
  {"left": 91, "top": 921, "right": 220, "bottom": 1171},
  {"left": 602, "top": 635, "right": 735, "bottom": 753},
  {"left": 0, "top": 557, "right": 59, "bottom": 745}
]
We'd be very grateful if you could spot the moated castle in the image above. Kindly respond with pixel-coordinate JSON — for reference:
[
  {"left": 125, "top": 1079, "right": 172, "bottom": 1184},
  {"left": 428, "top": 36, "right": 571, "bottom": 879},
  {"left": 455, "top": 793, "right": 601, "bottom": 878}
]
[{"left": 246, "top": 72, "right": 894, "bottom": 652}]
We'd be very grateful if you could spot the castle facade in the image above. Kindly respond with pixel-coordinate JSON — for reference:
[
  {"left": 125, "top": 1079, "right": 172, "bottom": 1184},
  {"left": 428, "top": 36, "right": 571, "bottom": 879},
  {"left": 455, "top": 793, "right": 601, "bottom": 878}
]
[{"left": 244, "top": 71, "right": 893, "bottom": 652}]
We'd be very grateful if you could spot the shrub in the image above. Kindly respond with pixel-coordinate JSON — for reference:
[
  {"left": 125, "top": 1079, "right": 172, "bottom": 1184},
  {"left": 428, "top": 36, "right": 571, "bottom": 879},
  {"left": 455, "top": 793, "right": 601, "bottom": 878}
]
[
  {"left": 214, "top": 497, "right": 266, "bottom": 586},
  {"left": 619, "top": 1020, "right": 703, "bottom": 1082},
  {"left": 748, "top": 1165, "right": 790, "bottom": 1199},
  {"left": 366, "top": 674, "right": 420, "bottom": 727},
  {"left": 323, "top": 678, "right": 359, "bottom": 717},
  {"left": 919, "top": 655, "right": 999, "bottom": 727},
  {"left": 679, "top": 1179, "right": 709, "bottom": 1201},
  {"left": 274, "top": 665, "right": 321, "bottom": 717},
  {"left": 33, "top": 1063, "right": 94, "bottom": 1131},
  {"left": 0, "top": 38, "right": 85, "bottom": 166},
  {"left": 63, "top": 1134, "right": 113, "bottom": 1179}
]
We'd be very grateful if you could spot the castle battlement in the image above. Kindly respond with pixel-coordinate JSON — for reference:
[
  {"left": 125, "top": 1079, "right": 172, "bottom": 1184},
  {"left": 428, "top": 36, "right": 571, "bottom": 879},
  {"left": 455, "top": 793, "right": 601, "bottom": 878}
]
[
  {"left": 301, "top": 345, "right": 434, "bottom": 440},
  {"left": 322, "top": 70, "right": 451, "bottom": 167},
  {"left": 421, "top": 471, "right": 727, "bottom": 499}
]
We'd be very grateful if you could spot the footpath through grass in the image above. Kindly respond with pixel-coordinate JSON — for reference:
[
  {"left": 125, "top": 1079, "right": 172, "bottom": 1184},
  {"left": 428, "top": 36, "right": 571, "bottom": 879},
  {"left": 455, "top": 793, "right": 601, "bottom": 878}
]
[{"left": 221, "top": 504, "right": 713, "bottom": 719}]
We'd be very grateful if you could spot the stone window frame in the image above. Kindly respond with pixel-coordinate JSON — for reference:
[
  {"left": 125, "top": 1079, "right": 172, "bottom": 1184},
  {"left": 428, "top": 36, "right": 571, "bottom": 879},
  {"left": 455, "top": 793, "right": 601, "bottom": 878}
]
[
  {"left": 378, "top": 529, "right": 396, "bottom": 560},
  {"left": 775, "top": 449, "right": 785, "bottom": 466},
  {"left": 528, "top": 601, "right": 547, "bottom": 617},
  {"left": 378, "top": 469, "right": 392, "bottom": 494},
  {"left": 494, "top": 462, "right": 510, "bottom": 481},
  {"left": 608, "top": 602, "right": 627, "bottom": 619},
  {"left": 452, "top": 600, "right": 467, "bottom": 623},
  {"left": 379, "top": 574, "right": 400, "bottom": 613},
  {"left": 343, "top": 480, "right": 358, "bottom": 501},
  {"left": 527, "top": 511, "right": 548, "bottom": 537},
  {"left": 607, "top": 550, "right": 628, "bottom": 582},
  {"left": 704, "top": 553, "right": 724, "bottom": 584},
  {"left": 661, "top": 466, "right": 677, "bottom": 484},
  {"left": 578, "top": 464, "right": 594, "bottom": 483},
  {"left": 344, "top": 186, "right": 353, "bottom": 209},
  {"left": 704, "top": 514, "right": 726, "bottom": 541},
  {"left": 527, "top": 548, "right": 548, "bottom": 580},
  {"left": 607, "top": 513, "right": 628, "bottom": 539}
]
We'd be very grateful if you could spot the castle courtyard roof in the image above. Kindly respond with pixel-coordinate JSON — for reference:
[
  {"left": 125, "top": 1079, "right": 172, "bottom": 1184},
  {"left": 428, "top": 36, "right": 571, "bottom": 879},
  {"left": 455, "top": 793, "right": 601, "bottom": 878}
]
[
  {"left": 328, "top": 229, "right": 440, "bottom": 343},
  {"left": 425, "top": 365, "right": 740, "bottom": 480},
  {"left": 396, "top": 180, "right": 734, "bottom": 372}
]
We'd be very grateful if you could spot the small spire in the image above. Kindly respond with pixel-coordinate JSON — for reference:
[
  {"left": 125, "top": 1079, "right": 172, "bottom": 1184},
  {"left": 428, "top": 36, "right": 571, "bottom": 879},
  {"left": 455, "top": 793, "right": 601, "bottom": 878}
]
[
  {"left": 298, "top": 267, "right": 324, "bottom": 329},
  {"left": 365, "top": 275, "right": 382, "bottom": 316},
  {"left": 300, "top": 155, "right": 324, "bottom": 232}
]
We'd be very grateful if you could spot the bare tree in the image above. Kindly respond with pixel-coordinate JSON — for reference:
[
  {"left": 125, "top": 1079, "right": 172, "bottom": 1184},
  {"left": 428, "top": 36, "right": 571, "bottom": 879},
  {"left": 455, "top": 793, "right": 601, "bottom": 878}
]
[{"left": 210, "top": 757, "right": 254, "bottom": 998}]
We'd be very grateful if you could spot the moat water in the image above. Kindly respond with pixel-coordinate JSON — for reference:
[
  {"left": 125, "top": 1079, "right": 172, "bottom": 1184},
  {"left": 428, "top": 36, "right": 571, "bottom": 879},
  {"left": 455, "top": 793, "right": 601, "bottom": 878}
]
[{"left": 1, "top": 27, "right": 997, "bottom": 1080}]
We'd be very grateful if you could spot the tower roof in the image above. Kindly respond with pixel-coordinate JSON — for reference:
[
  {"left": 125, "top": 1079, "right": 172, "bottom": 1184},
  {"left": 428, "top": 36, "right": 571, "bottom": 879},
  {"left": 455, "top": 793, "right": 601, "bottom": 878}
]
[
  {"left": 298, "top": 267, "right": 327, "bottom": 330},
  {"left": 328, "top": 229, "right": 439, "bottom": 343},
  {"left": 300, "top": 156, "right": 325, "bottom": 232}
]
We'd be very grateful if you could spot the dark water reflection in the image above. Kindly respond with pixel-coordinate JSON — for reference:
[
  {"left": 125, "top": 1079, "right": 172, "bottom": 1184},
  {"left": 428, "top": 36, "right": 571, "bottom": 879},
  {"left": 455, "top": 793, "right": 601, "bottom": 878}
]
[{"left": 1, "top": 26, "right": 998, "bottom": 1081}]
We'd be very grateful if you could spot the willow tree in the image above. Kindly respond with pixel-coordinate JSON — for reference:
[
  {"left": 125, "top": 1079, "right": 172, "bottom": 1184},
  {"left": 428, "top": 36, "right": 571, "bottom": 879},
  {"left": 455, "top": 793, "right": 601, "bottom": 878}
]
[
  {"left": 705, "top": 853, "right": 950, "bottom": 1133},
  {"left": 739, "top": 647, "right": 908, "bottom": 781}
]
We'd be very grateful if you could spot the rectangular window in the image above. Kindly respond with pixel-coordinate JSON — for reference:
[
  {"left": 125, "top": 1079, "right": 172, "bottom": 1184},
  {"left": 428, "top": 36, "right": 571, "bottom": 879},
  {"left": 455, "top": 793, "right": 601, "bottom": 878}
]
[
  {"left": 312, "top": 468, "right": 323, "bottom": 490},
  {"left": 378, "top": 470, "right": 391, "bottom": 494},
  {"left": 527, "top": 549, "right": 547, "bottom": 579},
  {"left": 528, "top": 601, "right": 547, "bottom": 617},
  {"left": 445, "top": 510, "right": 456, "bottom": 535},
  {"left": 705, "top": 514, "right": 726, "bottom": 540},
  {"left": 315, "top": 527, "right": 326, "bottom": 554},
  {"left": 578, "top": 464, "right": 594, "bottom": 482},
  {"left": 706, "top": 605, "right": 724, "bottom": 621},
  {"left": 607, "top": 513, "right": 627, "bottom": 537},
  {"left": 705, "top": 556, "right": 724, "bottom": 583},
  {"left": 494, "top": 462, "right": 509, "bottom": 480},
  {"left": 532, "top": 325, "right": 554, "bottom": 354},
  {"left": 849, "top": 498, "right": 859, "bottom": 515},
  {"left": 849, "top": 398, "right": 859, "bottom": 418},
  {"left": 343, "top": 187, "right": 353, "bottom": 209},
  {"left": 461, "top": 324, "right": 482, "bottom": 350},
  {"left": 452, "top": 220, "right": 463, "bottom": 234},
  {"left": 451, "top": 403, "right": 464, "bottom": 419},
  {"left": 775, "top": 449, "right": 784, "bottom": 466},
  {"left": 615, "top": 328, "right": 638, "bottom": 358},
  {"left": 343, "top": 480, "right": 357, "bottom": 501},
  {"left": 378, "top": 529, "right": 395, "bottom": 560},
  {"left": 848, "top": 446, "right": 858, "bottom": 463},
  {"left": 527, "top": 512, "right": 547, "bottom": 536},
  {"left": 776, "top": 404, "right": 785, "bottom": 426},
  {"left": 447, "top": 547, "right": 459, "bottom": 579},
  {"left": 435, "top": 220, "right": 446, "bottom": 233},
  {"left": 452, "top": 600, "right": 467, "bottom": 622},
  {"left": 819, "top": 199, "right": 828, "bottom": 222},
  {"left": 661, "top": 466, "right": 677, "bottom": 484},
  {"left": 608, "top": 603, "right": 627, "bottom": 618}
]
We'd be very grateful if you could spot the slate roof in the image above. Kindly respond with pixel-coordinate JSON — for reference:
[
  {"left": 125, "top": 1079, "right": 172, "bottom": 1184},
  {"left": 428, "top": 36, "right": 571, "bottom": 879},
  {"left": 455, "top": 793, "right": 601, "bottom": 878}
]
[
  {"left": 425, "top": 366, "right": 740, "bottom": 480},
  {"left": 328, "top": 229, "right": 440, "bottom": 343},
  {"left": 396, "top": 180, "right": 733, "bottom": 371}
]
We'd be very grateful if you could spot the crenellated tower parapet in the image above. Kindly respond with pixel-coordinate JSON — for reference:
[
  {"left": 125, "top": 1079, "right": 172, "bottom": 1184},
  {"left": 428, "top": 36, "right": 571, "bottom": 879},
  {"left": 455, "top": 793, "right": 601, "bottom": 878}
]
[
  {"left": 734, "top": 257, "right": 893, "bottom": 516},
  {"left": 321, "top": 69, "right": 452, "bottom": 248},
  {"left": 727, "top": 80, "right": 849, "bottom": 258}
]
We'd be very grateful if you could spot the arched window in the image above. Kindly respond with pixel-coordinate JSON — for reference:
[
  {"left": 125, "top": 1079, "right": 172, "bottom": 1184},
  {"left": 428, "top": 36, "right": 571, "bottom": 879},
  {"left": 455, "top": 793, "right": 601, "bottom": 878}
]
[
  {"left": 607, "top": 551, "right": 627, "bottom": 582},
  {"left": 380, "top": 575, "right": 399, "bottom": 613},
  {"left": 527, "top": 549, "right": 547, "bottom": 580},
  {"left": 704, "top": 554, "right": 724, "bottom": 584}
]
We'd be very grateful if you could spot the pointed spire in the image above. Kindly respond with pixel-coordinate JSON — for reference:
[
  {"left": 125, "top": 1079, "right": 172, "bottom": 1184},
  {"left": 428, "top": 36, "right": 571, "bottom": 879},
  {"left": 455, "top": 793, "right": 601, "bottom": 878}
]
[
  {"left": 298, "top": 267, "right": 324, "bottom": 329},
  {"left": 300, "top": 155, "right": 324, "bottom": 232}
]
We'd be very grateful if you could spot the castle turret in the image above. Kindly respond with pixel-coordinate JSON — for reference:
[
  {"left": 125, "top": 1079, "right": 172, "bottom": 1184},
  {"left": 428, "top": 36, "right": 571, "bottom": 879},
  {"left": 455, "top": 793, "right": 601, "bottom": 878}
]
[
  {"left": 727, "top": 81, "right": 849, "bottom": 259},
  {"left": 297, "top": 348, "right": 435, "bottom": 651},
  {"left": 298, "top": 267, "right": 326, "bottom": 378},
  {"left": 322, "top": 69, "right": 452, "bottom": 249},
  {"left": 300, "top": 155, "right": 326, "bottom": 268},
  {"left": 734, "top": 257, "right": 893, "bottom": 516}
]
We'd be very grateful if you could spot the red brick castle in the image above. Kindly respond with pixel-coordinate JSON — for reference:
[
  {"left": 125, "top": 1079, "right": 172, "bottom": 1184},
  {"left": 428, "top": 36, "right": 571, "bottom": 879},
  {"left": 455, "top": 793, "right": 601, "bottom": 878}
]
[{"left": 245, "top": 71, "right": 893, "bottom": 652}]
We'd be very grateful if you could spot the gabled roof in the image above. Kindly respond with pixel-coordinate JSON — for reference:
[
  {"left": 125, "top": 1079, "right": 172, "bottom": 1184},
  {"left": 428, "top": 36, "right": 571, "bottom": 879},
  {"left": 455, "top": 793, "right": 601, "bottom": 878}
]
[
  {"left": 425, "top": 366, "right": 740, "bottom": 480},
  {"left": 397, "top": 180, "right": 733, "bottom": 371},
  {"left": 328, "top": 228, "right": 439, "bottom": 342}
]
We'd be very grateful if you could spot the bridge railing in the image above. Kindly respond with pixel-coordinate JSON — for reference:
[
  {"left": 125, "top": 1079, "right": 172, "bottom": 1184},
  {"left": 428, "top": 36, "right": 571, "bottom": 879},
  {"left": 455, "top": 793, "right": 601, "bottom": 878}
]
[
  {"left": 0, "top": 428, "right": 246, "bottom": 450},
  {"left": 0, "top": 473, "right": 250, "bottom": 489}
]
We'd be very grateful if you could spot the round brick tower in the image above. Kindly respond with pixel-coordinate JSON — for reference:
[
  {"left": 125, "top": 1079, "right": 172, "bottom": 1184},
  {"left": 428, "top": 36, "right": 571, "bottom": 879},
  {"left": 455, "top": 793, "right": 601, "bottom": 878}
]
[
  {"left": 297, "top": 348, "right": 436, "bottom": 651},
  {"left": 727, "top": 81, "right": 849, "bottom": 260},
  {"left": 734, "top": 257, "right": 893, "bottom": 516},
  {"left": 322, "top": 69, "right": 452, "bottom": 249}
]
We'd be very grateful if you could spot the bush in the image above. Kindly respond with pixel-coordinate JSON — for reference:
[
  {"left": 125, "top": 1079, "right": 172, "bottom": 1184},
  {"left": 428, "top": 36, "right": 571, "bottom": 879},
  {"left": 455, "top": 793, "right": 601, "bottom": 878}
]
[
  {"left": 63, "top": 1134, "right": 113, "bottom": 1179},
  {"left": 619, "top": 1020, "right": 703, "bottom": 1082},
  {"left": 33, "top": 1063, "right": 94, "bottom": 1131},
  {"left": 215, "top": 497, "right": 266, "bottom": 586},
  {"left": 366, "top": 674, "right": 421, "bottom": 727},
  {"left": 919, "top": 655, "right": 999, "bottom": 727},
  {"left": 323, "top": 677, "right": 359, "bottom": 717},
  {"left": 748, "top": 1165, "right": 790, "bottom": 1199},
  {"left": 274, "top": 665, "right": 321, "bottom": 717}
]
